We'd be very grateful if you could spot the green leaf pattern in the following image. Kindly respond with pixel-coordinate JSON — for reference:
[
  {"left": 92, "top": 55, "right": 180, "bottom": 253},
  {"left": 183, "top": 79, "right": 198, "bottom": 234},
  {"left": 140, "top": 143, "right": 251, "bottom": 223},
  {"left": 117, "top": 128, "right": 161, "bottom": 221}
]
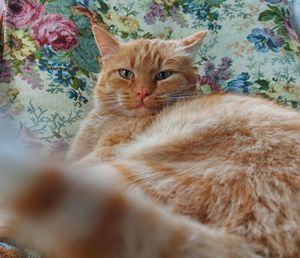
[{"left": 0, "top": 0, "right": 299, "bottom": 157}]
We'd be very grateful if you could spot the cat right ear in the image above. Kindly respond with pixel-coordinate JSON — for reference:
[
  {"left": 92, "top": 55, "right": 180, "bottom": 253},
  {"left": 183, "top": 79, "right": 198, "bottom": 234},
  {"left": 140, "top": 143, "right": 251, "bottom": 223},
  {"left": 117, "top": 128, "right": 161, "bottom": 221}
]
[
  {"left": 179, "top": 31, "right": 207, "bottom": 53},
  {"left": 92, "top": 25, "right": 120, "bottom": 59}
]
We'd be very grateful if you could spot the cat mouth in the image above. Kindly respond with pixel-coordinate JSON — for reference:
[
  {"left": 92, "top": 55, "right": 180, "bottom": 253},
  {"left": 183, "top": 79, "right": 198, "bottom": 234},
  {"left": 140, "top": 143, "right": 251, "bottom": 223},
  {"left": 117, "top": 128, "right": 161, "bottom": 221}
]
[
  {"left": 119, "top": 98, "right": 161, "bottom": 117},
  {"left": 130, "top": 103, "right": 158, "bottom": 117},
  {"left": 136, "top": 103, "right": 149, "bottom": 109},
  {"left": 135, "top": 103, "right": 153, "bottom": 112},
  {"left": 131, "top": 100, "right": 152, "bottom": 109},
  {"left": 136, "top": 106, "right": 156, "bottom": 117}
]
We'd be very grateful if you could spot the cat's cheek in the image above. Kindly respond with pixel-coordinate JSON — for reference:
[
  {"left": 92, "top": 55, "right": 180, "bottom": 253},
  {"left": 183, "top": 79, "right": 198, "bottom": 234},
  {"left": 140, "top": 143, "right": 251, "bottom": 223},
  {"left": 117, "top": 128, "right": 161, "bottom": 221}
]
[
  {"left": 157, "top": 75, "right": 189, "bottom": 90},
  {"left": 119, "top": 96, "right": 139, "bottom": 109},
  {"left": 108, "top": 79, "right": 129, "bottom": 90},
  {"left": 95, "top": 81, "right": 116, "bottom": 97}
]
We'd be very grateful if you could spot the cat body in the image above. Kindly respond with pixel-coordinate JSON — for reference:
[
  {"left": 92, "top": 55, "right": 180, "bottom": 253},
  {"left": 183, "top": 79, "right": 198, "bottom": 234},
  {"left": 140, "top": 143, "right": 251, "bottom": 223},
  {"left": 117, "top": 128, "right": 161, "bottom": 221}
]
[
  {"left": 66, "top": 93, "right": 300, "bottom": 258},
  {"left": 0, "top": 25, "right": 300, "bottom": 258}
]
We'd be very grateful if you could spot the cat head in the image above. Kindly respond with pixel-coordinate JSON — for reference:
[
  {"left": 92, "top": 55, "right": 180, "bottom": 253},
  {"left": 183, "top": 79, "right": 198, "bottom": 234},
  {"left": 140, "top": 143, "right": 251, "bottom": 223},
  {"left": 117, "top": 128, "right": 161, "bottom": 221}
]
[{"left": 92, "top": 25, "right": 207, "bottom": 117}]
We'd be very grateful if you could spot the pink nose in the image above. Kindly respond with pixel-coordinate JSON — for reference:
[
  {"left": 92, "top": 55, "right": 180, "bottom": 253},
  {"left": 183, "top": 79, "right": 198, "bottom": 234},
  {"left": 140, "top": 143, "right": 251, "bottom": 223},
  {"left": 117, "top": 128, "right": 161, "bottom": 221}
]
[{"left": 135, "top": 88, "right": 153, "bottom": 102}]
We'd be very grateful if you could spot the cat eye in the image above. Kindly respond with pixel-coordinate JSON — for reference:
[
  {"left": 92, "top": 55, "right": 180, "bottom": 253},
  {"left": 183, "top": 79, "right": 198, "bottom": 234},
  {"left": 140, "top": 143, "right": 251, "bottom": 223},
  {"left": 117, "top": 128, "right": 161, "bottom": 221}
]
[
  {"left": 119, "top": 69, "right": 134, "bottom": 80},
  {"left": 155, "top": 71, "right": 173, "bottom": 81}
]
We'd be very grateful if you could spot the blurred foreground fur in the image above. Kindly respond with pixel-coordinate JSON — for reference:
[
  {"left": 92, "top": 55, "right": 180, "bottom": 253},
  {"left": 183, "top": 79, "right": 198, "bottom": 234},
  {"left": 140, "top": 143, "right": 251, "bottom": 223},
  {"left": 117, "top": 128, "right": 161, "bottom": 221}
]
[{"left": 0, "top": 26, "right": 300, "bottom": 258}]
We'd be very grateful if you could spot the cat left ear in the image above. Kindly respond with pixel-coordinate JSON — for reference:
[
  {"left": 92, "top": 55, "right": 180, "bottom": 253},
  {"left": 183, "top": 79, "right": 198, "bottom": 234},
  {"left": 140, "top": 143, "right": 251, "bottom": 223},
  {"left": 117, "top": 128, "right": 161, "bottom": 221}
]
[
  {"left": 92, "top": 25, "right": 120, "bottom": 59},
  {"left": 179, "top": 31, "right": 207, "bottom": 53}
]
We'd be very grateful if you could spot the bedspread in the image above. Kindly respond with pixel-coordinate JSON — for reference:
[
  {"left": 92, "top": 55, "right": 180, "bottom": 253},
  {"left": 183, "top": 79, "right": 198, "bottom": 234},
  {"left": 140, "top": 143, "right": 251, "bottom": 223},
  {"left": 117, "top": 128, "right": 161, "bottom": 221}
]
[{"left": 0, "top": 0, "right": 300, "bottom": 257}]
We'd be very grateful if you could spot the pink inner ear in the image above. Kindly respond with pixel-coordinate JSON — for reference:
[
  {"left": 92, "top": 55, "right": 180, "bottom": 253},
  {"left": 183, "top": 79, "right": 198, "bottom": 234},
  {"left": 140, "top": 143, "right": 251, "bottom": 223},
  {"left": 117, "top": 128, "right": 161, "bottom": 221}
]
[
  {"left": 97, "top": 38, "right": 119, "bottom": 57},
  {"left": 181, "top": 31, "right": 207, "bottom": 51},
  {"left": 92, "top": 25, "right": 120, "bottom": 57}
]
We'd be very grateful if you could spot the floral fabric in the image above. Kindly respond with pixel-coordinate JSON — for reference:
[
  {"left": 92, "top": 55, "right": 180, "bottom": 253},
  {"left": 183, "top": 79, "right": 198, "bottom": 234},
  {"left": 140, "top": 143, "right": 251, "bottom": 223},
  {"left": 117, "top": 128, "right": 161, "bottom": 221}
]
[
  {"left": 1, "top": 0, "right": 300, "bottom": 156},
  {"left": 0, "top": 0, "right": 300, "bottom": 256}
]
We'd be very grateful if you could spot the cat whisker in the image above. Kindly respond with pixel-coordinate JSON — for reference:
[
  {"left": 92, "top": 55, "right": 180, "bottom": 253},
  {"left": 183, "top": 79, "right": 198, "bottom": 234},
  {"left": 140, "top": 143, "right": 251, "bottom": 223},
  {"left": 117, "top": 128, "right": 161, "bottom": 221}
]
[
  {"left": 94, "top": 114, "right": 110, "bottom": 120},
  {"left": 161, "top": 93, "right": 198, "bottom": 101},
  {"left": 100, "top": 95, "right": 118, "bottom": 99},
  {"left": 101, "top": 101, "right": 120, "bottom": 104},
  {"left": 166, "top": 94, "right": 198, "bottom": 99}
]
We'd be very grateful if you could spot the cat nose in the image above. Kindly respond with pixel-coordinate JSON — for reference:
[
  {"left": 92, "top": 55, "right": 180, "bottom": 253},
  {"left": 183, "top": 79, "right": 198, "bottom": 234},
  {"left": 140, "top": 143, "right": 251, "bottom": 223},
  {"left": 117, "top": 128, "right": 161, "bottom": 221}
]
[{"left": 135, "top": 88, "right": 153, "bottom": 101}]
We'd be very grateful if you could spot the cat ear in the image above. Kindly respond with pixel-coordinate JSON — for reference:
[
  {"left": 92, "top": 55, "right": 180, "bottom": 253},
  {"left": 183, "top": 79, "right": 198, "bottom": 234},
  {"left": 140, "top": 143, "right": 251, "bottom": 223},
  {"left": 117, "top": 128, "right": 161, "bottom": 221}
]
[
  {"left": 179, "top": 31, "right": 207, "bottom": 53},
  {"left": 92, "top": 25, "right": 120, "bottom": 58}
]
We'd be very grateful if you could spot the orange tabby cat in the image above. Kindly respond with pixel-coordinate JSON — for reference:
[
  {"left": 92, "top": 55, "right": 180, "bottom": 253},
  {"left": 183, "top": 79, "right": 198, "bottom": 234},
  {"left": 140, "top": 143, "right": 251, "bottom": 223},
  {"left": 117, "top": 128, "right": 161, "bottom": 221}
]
[{"left": 0, "top": 25, "right": 300, "bottom": 258}]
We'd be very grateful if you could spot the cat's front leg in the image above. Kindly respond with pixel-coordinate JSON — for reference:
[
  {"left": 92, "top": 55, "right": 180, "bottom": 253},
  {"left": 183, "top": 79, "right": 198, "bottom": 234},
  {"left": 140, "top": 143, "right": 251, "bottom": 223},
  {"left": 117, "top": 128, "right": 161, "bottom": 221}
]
[
  {"left": 0, "top": 162, "right": 260, "bottom": 258},
  {"left": 66, "top": 110, "right": 105, "bottom": 163}
]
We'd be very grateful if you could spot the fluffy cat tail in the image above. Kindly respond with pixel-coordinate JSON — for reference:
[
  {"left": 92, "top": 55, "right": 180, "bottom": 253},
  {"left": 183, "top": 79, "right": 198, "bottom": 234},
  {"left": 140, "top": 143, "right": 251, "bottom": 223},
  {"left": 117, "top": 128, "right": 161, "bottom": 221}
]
[{"left": 0, "top": 151, "right": 260, "bottom": 258}]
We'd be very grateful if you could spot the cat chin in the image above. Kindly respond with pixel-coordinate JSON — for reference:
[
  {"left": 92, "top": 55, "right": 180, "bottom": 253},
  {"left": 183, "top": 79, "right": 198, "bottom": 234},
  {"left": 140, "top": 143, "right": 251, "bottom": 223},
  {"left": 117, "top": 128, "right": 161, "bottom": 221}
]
[{"left": 123, "top": 106, "right": 158, "bottom": 118}]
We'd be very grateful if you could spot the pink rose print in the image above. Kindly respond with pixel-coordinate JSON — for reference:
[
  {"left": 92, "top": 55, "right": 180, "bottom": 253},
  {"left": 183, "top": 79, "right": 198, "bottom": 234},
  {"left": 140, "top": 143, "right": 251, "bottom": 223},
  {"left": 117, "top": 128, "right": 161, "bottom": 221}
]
[
  {"left": 30, "top": 14, "right": 79, "bottom": 51},
  {"left": 6, "top": 0, "right": 45, "bottom": 29}
]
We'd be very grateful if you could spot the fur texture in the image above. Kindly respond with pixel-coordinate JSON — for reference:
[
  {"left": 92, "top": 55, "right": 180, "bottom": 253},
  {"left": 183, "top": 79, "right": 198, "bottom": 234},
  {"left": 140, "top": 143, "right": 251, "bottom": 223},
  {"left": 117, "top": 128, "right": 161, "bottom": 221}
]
[{"left": 1, "top": 25, "right": 300, "bottom": 258}]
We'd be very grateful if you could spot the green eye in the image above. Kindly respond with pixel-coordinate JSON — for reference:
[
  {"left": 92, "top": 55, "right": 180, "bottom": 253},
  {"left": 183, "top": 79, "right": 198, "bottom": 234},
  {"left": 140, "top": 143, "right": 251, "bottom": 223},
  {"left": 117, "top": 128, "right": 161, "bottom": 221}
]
[
  {"left": 155, "top": 71, "right": 173, "bottom": 81},
  {"left": 119, "top": 69, "right": 134, "bottom": 80}
]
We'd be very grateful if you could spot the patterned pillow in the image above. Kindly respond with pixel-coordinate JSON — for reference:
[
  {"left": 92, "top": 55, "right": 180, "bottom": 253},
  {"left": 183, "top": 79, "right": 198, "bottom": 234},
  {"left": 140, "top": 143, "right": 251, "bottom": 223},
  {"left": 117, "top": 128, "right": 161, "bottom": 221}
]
[{"left": 1, "top": 0, "right": 300, "bottom": 156}]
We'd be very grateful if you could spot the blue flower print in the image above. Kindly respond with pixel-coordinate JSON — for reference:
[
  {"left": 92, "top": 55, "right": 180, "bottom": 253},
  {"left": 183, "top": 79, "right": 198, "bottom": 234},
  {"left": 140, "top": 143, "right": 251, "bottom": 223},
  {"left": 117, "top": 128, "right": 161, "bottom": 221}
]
[
  {"left": 225, "top": 73, "right": 253, "bottom": 93},
  {"left": 78, "top": 78, "right": 87, "bottom": 91},
  {"left": 67, "top": 89, "right": 78, "bottom": 100},
  {"left": 183, "top": 1, "right": 208, "bottom": 19},
  {"left": 38, "top": 59, "right": 57, "bottom": 74},
  {"left": 196, "top": 6, "right": 209, "bottom": 22},
  {"left": 40, "top": 45, "right": 57, "bottom": 59},
  {"left": 39, "top": 59, "right": 79, "bottom": 87},
  {"left": 265, "top": 0, "right": 282, "bottom": 3},
  {"left": 67, "top": 89, "right": 88, "bottom": 104},
  {"left": 75, "top": 0, "right": 90, "bottom": 6},
  {"left": 208, "top": 22, "right": 222, "bottom": 31},
  {"left": 53, "top": 68, "right": 73, "bottom": 87},
  {"left": 182, "top": 1, "right": 221, "bottom": 31},
  {"left": 78, "top": 95, "right": 88, "bottom": 104},
  {"left": 64, "top": 61, "right": 79, "bottom": 76},
  {"left": 247, "top": 28, "right": 284, "bottom": 53}
]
